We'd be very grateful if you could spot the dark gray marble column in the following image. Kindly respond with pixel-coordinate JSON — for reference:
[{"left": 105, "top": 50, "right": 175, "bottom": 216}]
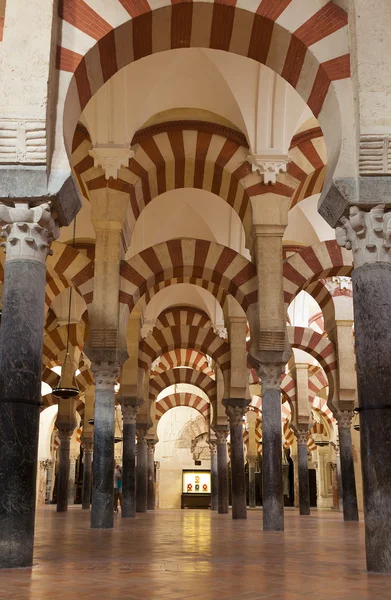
[
  {"left": 260, "top": 364, "right": 284, "bottom": 531},
  {"left": 353, "top": 262, "right": 391, "bottom": 571},
  {"left": 82, "top": 442, "right": 93, "bottom": 510},
  {"left": 296, "top": 432, "right": 310, "bottom": 516},
  {"left": 336, "top": 411, "right": 359, "bottom": 522},
  {"left": 248, "top": 457, "right": 256, "bottom": 508},
  {"left": 336, "top": 448, "right": 343, "bottom": 512},
  {"left": 215, "top": 428, "right": 229, "bottom": 514},
  {"left": 0, "top": 202, "right": 58, "bottom": 568},
  {"left": 224, "top": 401, "right": 248, "bottom": 519},
  {"left": 147, "top": 440, "right": 156, "bottom": 510},
  {"left": 121, "top": 403, "right": 138, "bottom": 518},
  {"left": 136, "top": 425, "right": 148, "bottom": 513},
  {"left": 209, "top": 440, "right": 218, "bottom": 511},
  {"left": 91, "top": 363, "right": 120, "bottom": 529},
  {"left": 56, "top": 430, "right": 72, "bottom": 512}
]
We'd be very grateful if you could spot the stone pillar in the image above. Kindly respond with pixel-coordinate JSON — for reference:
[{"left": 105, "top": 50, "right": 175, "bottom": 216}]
[
  {"left": 335, "top": 445, "right": 343, "bottom": 512},
  {"left": 46, "top": 459, "right": 55, "bottom": 504},
  {"left": 291, "top": 454, "right": 299, "bottom": 508},
  {"left": 331, "top": 463, "right": 339, "bottom": 510},
  {"left": 335, "top": 411, "right": 359, "bottom": 522},
  {"left": 81, "top": 442, "right": 93, "bottom": 510},
  {"left": 147, "top": 439, "right": 156, "bottom": 511},
  {"left": 336, "top": 205, "right": 391, "bottom": 571},
  {"left": 224, "top": 401, "right": 248, "bottom": 519},
  {"left": 295, "top": 431, "right": 310, "bottom": 516},
  {"left": 37, "top": 460, "right": 49, "bottom": 507},
  {"left": 68, "top": 452, "right": 78, "bottom": 506},
  {"left": 0, "top": 202, "right": 58, "bottom": 568},
  {"left": 56, "top": 429, "right": 73, "bottom": 512},
  {"left": 121, "top": 403, "right": 139, "bottom": 518},
  {"left": 136, "top": 425, "right": 148, "bottom": 513},
  {"left": 209, "top": 440, "right": 218, "bottom": 511},
  {"left": 91, "top": 362, "right": 120, "bottom": 529},
  {"left": 260, "top": 364, "right": 284, "bottom": 531},
  {"left": 215, "top": 427, "right": 229, "bottom": 514},
  {"left": 248, "top": 457, "right": 256, "bottom": 508}
]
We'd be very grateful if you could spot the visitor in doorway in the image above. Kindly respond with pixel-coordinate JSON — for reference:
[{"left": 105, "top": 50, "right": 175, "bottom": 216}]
[{"left": 114, "top": 465, "right": 122, "bottom": 512}]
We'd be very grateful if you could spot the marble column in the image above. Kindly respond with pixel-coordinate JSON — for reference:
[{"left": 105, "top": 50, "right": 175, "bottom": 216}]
[
  {"left": 335, "top": 446, "right": 343, "bottom": 512},
  {"left": 331, "top": 463, "right": 339, "bottom": 510},
  {"left": 224, "top": 402, "right": 248, "bottom": 519},
  {"left": 215, "top": 428, "right": 229, "bottom": 514},
  {"left": 209, "top": 440, "right": 218, "bottom": 511},
  {"left": 0, "top": 202, "right": 58, "bottom": 568},
  {"left": 91, "top": 362, "right": 120, "bottom": 529},
  {"left": 147, "top": 440, "right": 156, "bottom": 511},
  {"left": 248, "top": 457, "right": 256, "bottom": 508},
  {"left": 295, "top": 431, "right": 310, "bottom": 516},
  {"left": 336, "top": 411, "right": 359, "bottom": 521},
  {"left": 336, "top": 204, "right": 391, "bottom": 571},
  {"left": 37, "top": 460, "right": 50, "bottom": 507},
  {"left": 68, "top": 452, "right": 78, "bottom": 506},
  {"left": 121, "top": 403, "right": 138, "bottom": 518},
  {"left": 81, "top": 442, "right": 93, "bottom": 510},
  {"left": 259, "top": 364, "right": 284, "bottom": 531},
  {"left": 56, "top": 429, "right": 73, "bottom": 512},
  {"left": 291, "top": 454, "right": 299, "bottom": 508},
  {"left": 136, "top": 425, "right": 148, "bottom": 513}
]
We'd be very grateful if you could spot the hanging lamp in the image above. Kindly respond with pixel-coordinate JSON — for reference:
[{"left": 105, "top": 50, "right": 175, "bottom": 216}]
[
  {"left": 52, "top": 218, "right": 80, "bottom": 400},
  {"left": 353, "top": 409, "right": 360, "bottom": 431}
]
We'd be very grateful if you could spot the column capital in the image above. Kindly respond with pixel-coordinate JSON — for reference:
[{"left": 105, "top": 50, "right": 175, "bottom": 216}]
[
  {"left": 91, "top": 361, "right": 120, "bottom": 390},
  {"left": 259, "top": 363, "right": 284, "bottom": 390},
  {"left": 214, "top": 427, "right": 229, "bottom": 444},
  {"left": 82, "top": 440, "right": 93, "bottom": 453},
  {"left": 209, "top": 440, "right": 217, "bottom": 455},
  {"left": 136, "top": 423, "right": 149, "bottom": 441},
  {"left": 224, "top": 404, "right": 247, "bottom": 427},
  {"left": 122, "top": 403, "right": 139, "bottom": 425},
  {"left": 247, "top": 153, "right": 291, "bottom": 185},
  {"left": 335, "top": 410, "right": 354, "bottom": 429},
  {"left": 247, "top": 456, "right": 257, "bottom": 468},
  {"left": 336, "top": 204, "right": 391, "bottom": 268},
  {"left": 69, "top": 451, "right": 79, "bottom": 464},
  {"left": 295, "top": 429, "right": 309, "bottom": 446},
  {"left": 147, "top": 439, "right": 157, "bottom": 454},
  {"left": 0, "top": 201, "right": 59, "bottom": 263}
]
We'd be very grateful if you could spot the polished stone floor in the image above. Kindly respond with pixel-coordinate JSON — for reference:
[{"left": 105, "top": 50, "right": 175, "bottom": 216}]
[{"left": 0, "top": 508, "right": 389, "bottom": 599}]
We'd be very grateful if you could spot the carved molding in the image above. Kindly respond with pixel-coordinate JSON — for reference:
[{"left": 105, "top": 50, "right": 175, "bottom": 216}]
[
  {"left": 359, "top": 134, "right": 391, "bottom": 175},
  {"left": 0, "top": 118, "right": 46, "bottom": 164},
  {"left": 0, "top": 202, "right": 59, "bottom": 263},
  {"left": 91, "top": 361, "right": 120, "bottom": 390},
  {"left": 225, "top": 404, "right": 247, "bottom": 427},
  {"left": 247, "top": 153, "right": 291, "bottom": 184},
  {"left": 336, "top": 204, "right": 391, "bottom": 267},
  {"left": 212, "top": 324, "right": 228, "bottom": 339},
  {"left": 89, "top": 145, "right": 134, "bottom": 180}
]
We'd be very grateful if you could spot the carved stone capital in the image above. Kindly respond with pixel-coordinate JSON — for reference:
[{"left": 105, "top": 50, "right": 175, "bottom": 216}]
[
  {"left": 225, "top": 404, "right": 247, "bottom": 427},
  {"left": 209, "top": 440, "right": 217, "bottom": 455},
  {"left": 0, "top": 201, "right": 59, "bottom": 263},
  {"left": 91, "top": 361, "right": 120, "bottom": 390},
  {"left": 212, "top": 324, "right": 228, "bottom": 339},
  {"left": 214, "top": 428, "right": 229, "bottom": 444},
  {"left": 147, "top": 440, "right": 157, "bottom": 454},
  {"left": 136, "top": 423, "right": 149, "bottom": 441},
  {"left": 121, "top": 403, "right": 139, "bottom": 425},
  {"left": 336, "top": 204, "right": 391, "bottom": 268},
  {"left": 335, "top": 410, "right": 354, "bottom": 429},
  {"left": 69, "top": 451, "right": 79, "bottom": 464},
  {"left": 259, "top": 363, "right": 284, "bottom": 390},
  {"left": 247, "top": 153, "right": 291, "bottom": 185},
  {"left": 39, "top": 459, "right": 51, "bottom": 470},
  {"left": 82, "top": 440, "right": 93, "bottom": 454},
  {"left": 89, "top": 145, "right": 134, "bottom": 180},
  {"left": 295, "top": 430, "right": 309, "bottom": 446}
]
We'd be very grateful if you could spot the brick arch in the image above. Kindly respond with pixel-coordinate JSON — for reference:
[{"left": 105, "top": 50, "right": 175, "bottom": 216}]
[
  {"left": 283, "top": 240, "right": 352, "bottom": 309},
  {"left": 120, "top": 239, "right": 258, "bottom": 320},
  {"left": 150, "top": 367, "right": 216, "bottom": 404},
  {"left": 139, "top": 326, "right": 230, "bottom": 373},
  {"left": 288, "top": 125, "right": 327, "bottom": 208},
  {"left": 59, "top": 1, "right": 350, "bottom": 164},
  {"left": 151, "top": 349, "right": 215, "bottom": 378},
  {"left": 156, "top": 392, "right": 210, "bottom": 422},
  {"left": 155, "top": 307, "right": 212, "bottom": 331}
]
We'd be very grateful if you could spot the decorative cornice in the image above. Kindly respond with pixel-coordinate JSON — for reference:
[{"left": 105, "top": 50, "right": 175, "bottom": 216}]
[
  {"left": 359, "top": 134, "right": 391, "bottom": 175},
  {"left": 0, "top": 118, "right": 46, "bottom": 164},
  {"left": 131, "top": 120, "right": 249, "bottom": 148},
  {"left": 336, "top": 204, "right": 391, "bottom": 267}
]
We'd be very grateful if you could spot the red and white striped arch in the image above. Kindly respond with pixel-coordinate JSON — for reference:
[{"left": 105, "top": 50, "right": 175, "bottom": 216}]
[
  {"left": 151, "top": 349, "right": 215, "bottom": 378},
  {"left": 288, "top": 124, "right": 327, "bottom": 208},
  {"left": 154, "top": 307, "right": 212, "bottom": 332},
  {"left": 156, "top": 392, "right": 210, "bottom": 422},
  {"left": 287, "top": 326, "right": 337, "bottom": 378},
  {"left": 150, "top": 368, "right": 216, "bottom": 404},
  {"left": 58, "top": 1, "right": 350, "bottom": 160}
]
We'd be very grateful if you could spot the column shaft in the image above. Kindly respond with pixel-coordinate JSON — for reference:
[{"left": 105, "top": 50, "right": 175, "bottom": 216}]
[
  {"left": 248, "top": 460, "right": 256, "bottom": 508},
  {"left": 122, "top": 422, "right": 137, "bottom": 518},
  {"left": 210, "top": 445, "right": 218, "bottom": 511},
  {"left": 147, "top": 444, "right": 155, "bottom": 511},
  {"left": 229, "top": 420, "right": 247, "bottom": 519},
  {"left": 338, "top": 420, "right": 359, "bottom": 521},
  {"left": 136, "top": 435, "right": 148, "bottom": 513},
  {"left": 353, "top": 263, "right": 391, "bottom": 572},
  {"left": 68, "top": 459, "right": 77, "bottom": 506},
  {"left": 57, "top": 433, "right": 71, "bottom": 512},
  {"left": 82, "top": 449, "right": 93, "bottom": 510},
  {"left": 297, "top": 442, "right": 310, "bottom": 516},
  {"left": 216, "top": 435, "right": 229, "bottom": 514},
  {"left": 262, "top": 388, "right": 284, "bottom": 531}
]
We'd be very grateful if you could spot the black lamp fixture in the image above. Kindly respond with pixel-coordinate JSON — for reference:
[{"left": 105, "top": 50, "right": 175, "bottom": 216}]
[
  {"left": 52, "top": 218, "right": 79, "bottom": 400},
  {"left": 314, "top": 440, "right": 330, "bottom": 447},
  {"left": 353, "top": 408, "right": 360, "bottom": 431}
]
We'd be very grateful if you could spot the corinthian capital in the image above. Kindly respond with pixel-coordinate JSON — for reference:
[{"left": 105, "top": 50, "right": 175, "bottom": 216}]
[
  {"left": 335, "top": 410, "right": 354, "bottom": 429},
  {"left": 91, "top": 361, "right": 120, "bottom": 390},
  {"left": 259, "top": 363, "right": 284, "bottom": 390},
  {"left": 0, "top": 201, "right": 59, "bottom": 263},
  {"left": 225, "top": 404, "right": 247, "bottom": 427},
  {"left": 336, "top": 204, "right": 391, "bottom": 268},
  {"left": 121, "top": 403, "right": 139, "bottom": 425}
]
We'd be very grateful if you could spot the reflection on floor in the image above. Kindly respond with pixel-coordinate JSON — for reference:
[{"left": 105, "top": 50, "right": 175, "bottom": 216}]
[{"left": 0, "top": 508, "right": 388, "bottom": 599}]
